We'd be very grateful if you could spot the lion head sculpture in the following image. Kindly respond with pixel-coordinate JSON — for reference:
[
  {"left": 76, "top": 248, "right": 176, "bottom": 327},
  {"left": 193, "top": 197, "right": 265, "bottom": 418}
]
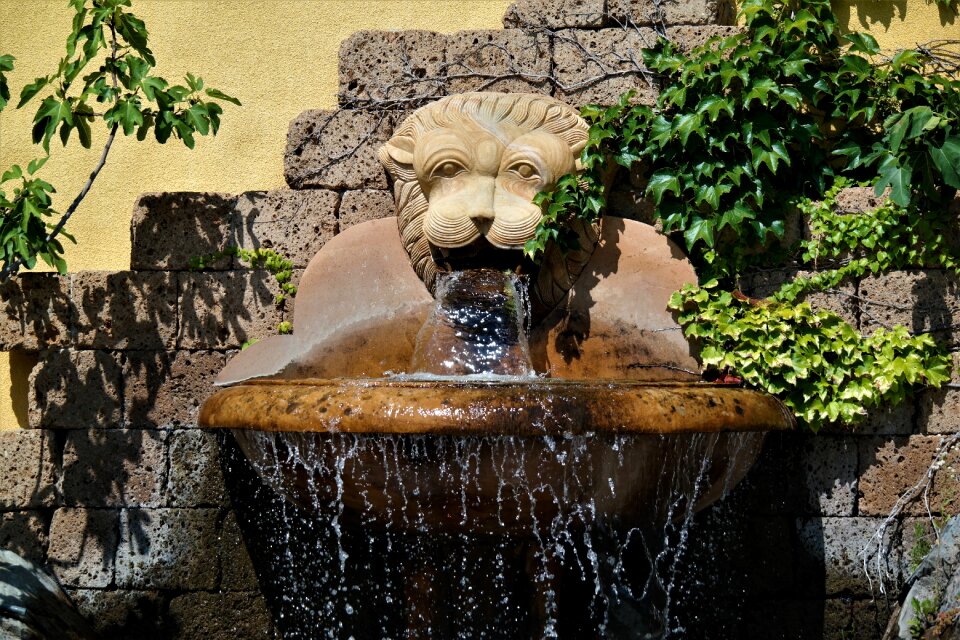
[{"left": 378, "top": 93, "right": 595, "bottom": 304}]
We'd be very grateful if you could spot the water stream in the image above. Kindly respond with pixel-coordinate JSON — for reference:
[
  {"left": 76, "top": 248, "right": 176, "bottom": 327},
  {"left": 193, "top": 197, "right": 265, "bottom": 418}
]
[{"left": 223, "top": 269, "right": 762, "bottom": 638}]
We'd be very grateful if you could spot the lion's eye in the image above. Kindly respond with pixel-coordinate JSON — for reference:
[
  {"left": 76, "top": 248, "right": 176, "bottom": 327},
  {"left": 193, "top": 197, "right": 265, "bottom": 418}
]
[
  {"left": 508, "top": 162, "right": 538, "bottom": 180},
  {"left": 431, "top": 161, "right": 465, "bottom": 179}
]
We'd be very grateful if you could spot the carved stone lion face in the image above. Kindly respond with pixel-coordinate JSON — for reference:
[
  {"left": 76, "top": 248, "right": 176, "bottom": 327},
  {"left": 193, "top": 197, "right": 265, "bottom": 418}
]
[{"left": 378, "top": 93, "right": 589, "bottom": 287}]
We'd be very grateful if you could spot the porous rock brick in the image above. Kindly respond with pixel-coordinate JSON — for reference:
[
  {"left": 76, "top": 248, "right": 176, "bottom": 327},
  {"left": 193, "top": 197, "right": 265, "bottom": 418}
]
[
  {"left": 129, "top": 192, "right": 236, "bottom": 271},
  {"left": 859, "top": 270, "right": 960, "bottom": 347},
  {"left": 610, "top": 0, "right": 729, "bottom": 26},
  {"left": 233, "top": 189, "right": 339, "bottom": 268},
  {"left": 0, "top": 430, "right": 58, "bottom": 508},
  {"left": 554, "top": 28, "right": 659, "bottom": 106},
  {"left": 219, "top": 512, "right": 258, "bottom": 590},
  {"left": 339, "top": 189, "right": 396, "bottom": 231},
  {"left": 0, "top": 273, "right": 74, "bottom": 350},
  {"left": 799, "top": 435, "right": 857, "bottom": 517},
  {"left": 29, "top": 349, "right": 122, "bottom": 429},
  {"left": 796, "top": 517, "right": 897, "bottom": 596},
  {"left": 48, "top": 508, "right": 118, "bottom": 588},
  {"left": 168, "top": 591, "right": 276, "bottom": 639},
  {"left": 167, "top": 430, "right": 227, "bottom": 507},
  {"left": 69, "top": 589, "right": 170, "bottom": 639},
  {"left": 445, "top": 30, "right": 552, "bottom": 95},
  {"left": 502, "top": 0, "right": 606, "bottom": 28},
  {"left": 61, "top": 429, "right": 167, "bottom": 507},
  {"left": 665, "top": 25, "right": 744, "bottom": 50},
  {"left": 338, "top": 30, "right": 446, "bottom": 107},
  {"left": 285, "top": 109, "right": 395, "bottom": 190},
  {"left": 115, "top": 507, "right": 219, "bottom": 590},
  {"left": 124, "top": 350, "right": 225, "bottom": 429},
  {"left": 177, "top": 271, "right": 283, "bottom": 349},
  {"left": 918, "top": 352, "right": 960, "bottom": 434},
  {"left": 72, "top": 271, "right": 178, "bottom": 350},
  {"left": 858, "top": 435, "right": 960, "bottom": 516},
  {"left": 0, "top": 512, "right": 48, "bottom": 562}
]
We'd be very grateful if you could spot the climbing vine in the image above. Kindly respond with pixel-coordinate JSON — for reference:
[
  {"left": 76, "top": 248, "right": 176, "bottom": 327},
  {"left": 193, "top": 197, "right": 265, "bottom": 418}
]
[{"left": 527, "top": 0, "right": 960, "bottom": 430}]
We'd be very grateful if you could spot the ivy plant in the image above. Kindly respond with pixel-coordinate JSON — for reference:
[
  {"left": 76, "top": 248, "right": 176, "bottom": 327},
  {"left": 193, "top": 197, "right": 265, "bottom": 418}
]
[
  {"left": 526, "top": 0, "right": 960, "bottom": 430},
  {"left": 0, "top": 0, "right": 240, "bottom": 278}
]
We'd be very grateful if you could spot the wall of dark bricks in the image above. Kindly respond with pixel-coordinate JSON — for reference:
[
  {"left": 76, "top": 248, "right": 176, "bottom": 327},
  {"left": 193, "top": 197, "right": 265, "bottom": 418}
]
[{"left": 1, "top": 1, "right": 958, "bottom": 637}]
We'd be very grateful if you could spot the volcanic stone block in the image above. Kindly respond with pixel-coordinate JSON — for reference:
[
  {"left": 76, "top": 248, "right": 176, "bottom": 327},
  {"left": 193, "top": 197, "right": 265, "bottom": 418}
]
[
  {"left": 129, "top": 192, "right": 237, "bottom": 271},
  {"left": 47, "top": 508, "right": 118, "bottom": 588},
  {"left": 219, "top": 512, "right": 258, "bottom": 590},
  {"left": 29, "top": 349, "right": 122, "bottom": 429},
  {"left": 177, "top": 271, "right": 283, "bottom": 349},
  {"left": 0, "top": 512, "right": 48, "bottom": 563},
  {"left": 445, "top": 30, "right": 552, "bottom": 95},
  {"left": 502, "top": 0, "right": 606, "bottom": 28},
  {"left": 553, "top": 28, "right": 659, "bottom": 106},
  {"left": 919, "top": 353, "right": 960, "bottom": 434},
  {"left": 338, "top": 30, "right": 446, "bottom": 107},
  {"left": 167, "top": 430, "right": 227, "bottom": 507},
  {"left": 0, "top": 430, "right": 58, "bottom": 508},
  {"left": 233, "top": 189, "right": 339, "bottom": 269},
  {"left": 168, "top": 592, "right": 275, "bottom": 639},
  {"left": 796, "top": 517, "right": 897, "bottom": 596},
  {"left": 62, "top": 429, "right": 167, "bottom": 507},
  {"left": 285, "top": 109, "right": 395, "bottom": 190},
  {"left": 849, "top": 598, "right": 896, "bottom": 640},
  {"left": 859, "top": 436, "right": 960, "bottom": 517},
  {"left": 860, "top": 270, "right": 960, "bottom": 347},
  {"left": 124, "top": 350, "right": 226, "bottom": 429},
  {"left": 854, "top": 402, "right": 916, "bottom": 436},
  {"left": 0, "top": 273, "right": 74, "bottom": 350},
  {"left": 115, "top": 508, "right": 219, "bottom": 590},
  {"left": 609, "top": 0, "right": 729, "bottom": 25},
  {"left": 339, "top": 189, "right": 396, "bottom": 230},
  {"left": 799, "top": 436, "right": 857, "bottom": 516},
  {"left": 72, "top": 271, "right": 178, "bottom": 350},
  {"left": 665, "top": 25, "right": 744, "bottom": 50},
  {"left": 69, "top": 589, "right": 170, "bottom": 639}
]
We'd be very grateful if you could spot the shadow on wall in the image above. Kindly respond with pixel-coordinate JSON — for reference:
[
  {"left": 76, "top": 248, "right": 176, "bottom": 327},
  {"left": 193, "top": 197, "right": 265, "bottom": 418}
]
[{"left": 834, "top": 0, "right": 956, "bottom": 33}]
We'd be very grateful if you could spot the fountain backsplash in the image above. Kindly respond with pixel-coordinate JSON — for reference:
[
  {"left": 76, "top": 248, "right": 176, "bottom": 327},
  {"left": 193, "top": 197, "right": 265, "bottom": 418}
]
[{"left": 199, "top": 92, "right": 794, "bottom": 638}]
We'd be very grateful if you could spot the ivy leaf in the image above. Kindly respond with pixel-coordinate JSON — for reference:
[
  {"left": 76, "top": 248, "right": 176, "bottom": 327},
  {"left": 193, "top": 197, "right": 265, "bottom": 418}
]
[
  {"left": 929, "top": 136, "right": 960, "bottom": 190},
  {"left": 684, "top": 217, "right": 716, "bottom": 249},
  {"left": 0, "top": 54, "right": 13, "bottom": 111},
  {"left": 672, "top": 113, "right": 701, "bottom": 145},
  {"left": 843, "top": 32, "right": 880, "bottom": 55},
  {"left": 646, "top": 171, "right": 681, "bottom": 204}
]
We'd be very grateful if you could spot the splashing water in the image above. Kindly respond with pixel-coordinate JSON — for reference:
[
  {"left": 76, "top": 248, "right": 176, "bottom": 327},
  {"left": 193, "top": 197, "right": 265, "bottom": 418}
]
[{"left": 222, "top": 269, "right": 766, "bottom": 638}]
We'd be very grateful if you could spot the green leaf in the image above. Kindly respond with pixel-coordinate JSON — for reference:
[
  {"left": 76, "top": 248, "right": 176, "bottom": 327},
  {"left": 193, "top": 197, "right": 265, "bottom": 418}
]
[
  {"left": 27, "top": 156, "right": 47, "bottom": 176},
  {"left": 843, "top": 32, "right": 880, "bottom": 55},
  {"left": 1, "top": 165, "right": 22, "bottom": 183},
  {"left": 875, "top": 160, "right": 912, "bottom": 207},
  {"left": 672, "top": 113, "right": 701, "bottom": 145},
  {"left": 684, "top": 217, "right": 716, "bottom": 249},
  {"left": 930, "top": 136, "right": 960, "bottom": 190},
  {"left": 646, "top": 171, "right": 681, "bottom": 204},
  {"left": 204, "top": 87, "right": 241, "bottom": 106},
  {"left": 17, "top": 76, "right": 49, "bottom": 109}
]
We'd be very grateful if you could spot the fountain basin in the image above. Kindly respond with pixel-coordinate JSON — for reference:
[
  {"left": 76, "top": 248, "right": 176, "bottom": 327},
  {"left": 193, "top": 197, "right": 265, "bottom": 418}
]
[{"left": 200, "top": 379, "right": 793, "bottom": 533}]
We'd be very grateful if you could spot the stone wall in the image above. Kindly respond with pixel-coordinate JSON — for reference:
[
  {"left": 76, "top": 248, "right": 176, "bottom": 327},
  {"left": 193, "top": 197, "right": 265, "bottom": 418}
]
[{"left": 1, "top": 0, "right": 959, "bottom": 637}]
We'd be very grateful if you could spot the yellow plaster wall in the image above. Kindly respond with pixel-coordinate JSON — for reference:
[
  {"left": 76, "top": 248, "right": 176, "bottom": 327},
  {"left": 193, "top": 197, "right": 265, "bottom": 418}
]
[{"left": 0, "top": 0, "right": 956, "bottom": 429}]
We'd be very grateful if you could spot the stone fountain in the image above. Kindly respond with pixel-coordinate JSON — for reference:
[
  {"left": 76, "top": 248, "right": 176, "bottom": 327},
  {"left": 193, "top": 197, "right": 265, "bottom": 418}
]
[{"left": 199, "top": 92, "right": 793, "bottom": 637}]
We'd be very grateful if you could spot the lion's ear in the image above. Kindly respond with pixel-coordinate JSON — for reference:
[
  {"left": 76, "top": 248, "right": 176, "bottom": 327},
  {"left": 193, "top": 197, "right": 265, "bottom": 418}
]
[{"left": 378, "top": 134, "right": 415, "bottom": 171}]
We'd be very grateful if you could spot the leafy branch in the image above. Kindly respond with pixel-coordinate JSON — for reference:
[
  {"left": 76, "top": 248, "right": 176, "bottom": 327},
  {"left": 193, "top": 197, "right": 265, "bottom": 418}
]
[{"left": 0, "top": 0, "right": 240, "bottom": 278}]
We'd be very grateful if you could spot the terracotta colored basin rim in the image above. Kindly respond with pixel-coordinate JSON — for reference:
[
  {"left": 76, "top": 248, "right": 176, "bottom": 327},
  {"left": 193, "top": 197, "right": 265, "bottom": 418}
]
[{"left": 199, "top": 379, "right": 795, "bottom": 436}]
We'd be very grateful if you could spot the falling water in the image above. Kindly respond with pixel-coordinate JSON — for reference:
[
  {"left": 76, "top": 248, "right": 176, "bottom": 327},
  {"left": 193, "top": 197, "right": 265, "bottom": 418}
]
[{"left": 221, "top": 268, "right": 766, "bottom": 638}]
